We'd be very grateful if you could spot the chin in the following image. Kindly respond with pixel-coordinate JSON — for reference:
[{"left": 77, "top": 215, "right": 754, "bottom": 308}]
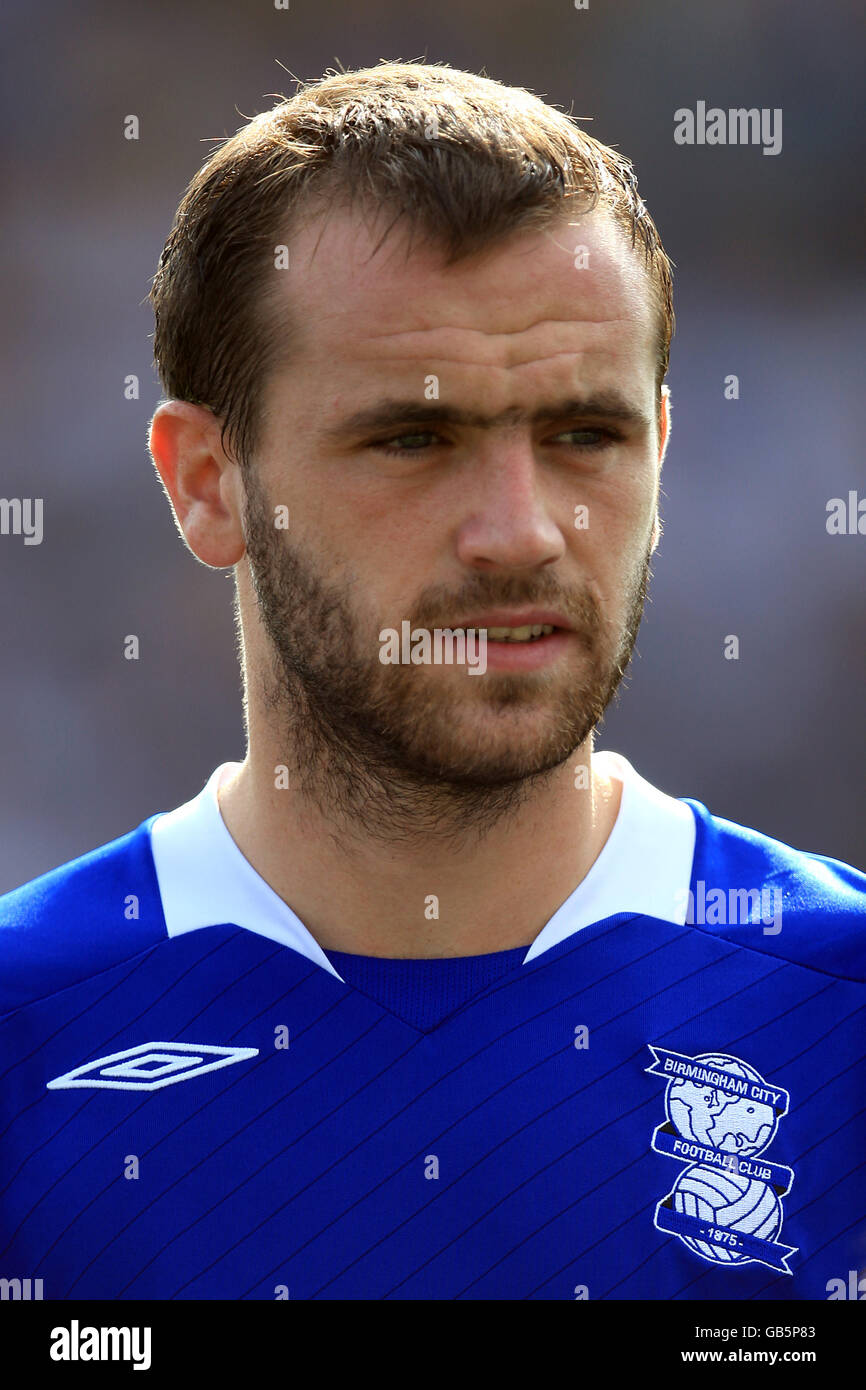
[{"left": 405, "top": 722, "right": 582, "bottom": 788}]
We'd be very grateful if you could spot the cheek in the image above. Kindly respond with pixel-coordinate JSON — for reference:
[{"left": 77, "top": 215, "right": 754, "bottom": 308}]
[
  {"left": 307, "top": 465, "right": 429, "bottom": 561},
  {"left": 570, "top": 490, "right": 654, "bottom": 610},
  {"left": 587, "top": 468, "right": 658, "bottom": 554}
]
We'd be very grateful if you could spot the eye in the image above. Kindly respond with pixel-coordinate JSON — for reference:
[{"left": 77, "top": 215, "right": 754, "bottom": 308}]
[
  {"left": 550, "top": 427, "right": 622, "bottom": 451},
  {"left": 369, "top": 426, "right": 624, "bottom": 459},
  {"left": 372, "top": 432, "right": 444, "bottom": 457}
]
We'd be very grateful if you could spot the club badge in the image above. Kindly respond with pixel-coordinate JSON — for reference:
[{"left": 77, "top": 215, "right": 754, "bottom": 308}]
[{"left": 646, "top": 1046, "right": 797, "bottom": 1273}]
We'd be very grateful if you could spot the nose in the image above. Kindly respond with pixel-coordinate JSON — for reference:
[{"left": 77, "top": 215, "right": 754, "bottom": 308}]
[{"left": 454, "top": 434, "right": 567, "bottom": 572}]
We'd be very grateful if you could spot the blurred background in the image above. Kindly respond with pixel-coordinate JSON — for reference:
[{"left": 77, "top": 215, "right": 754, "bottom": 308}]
[{"left": 1, "top": 0, "right": 864, "bottom": 891}]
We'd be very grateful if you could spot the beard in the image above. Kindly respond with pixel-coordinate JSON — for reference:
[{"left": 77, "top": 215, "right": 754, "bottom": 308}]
[{"left": 240, "top": 468, "right": 653, "bottom": 845}]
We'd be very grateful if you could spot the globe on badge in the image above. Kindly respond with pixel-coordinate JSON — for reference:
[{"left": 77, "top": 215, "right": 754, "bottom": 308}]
[{"left": 666, "top": 1052, "right": 778, "bottom": 1156}]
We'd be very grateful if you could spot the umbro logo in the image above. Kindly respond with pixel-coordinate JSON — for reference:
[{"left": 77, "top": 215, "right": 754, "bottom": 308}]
[{"left": 46, "top": 1041, "right": 259, "bottom": 1092}]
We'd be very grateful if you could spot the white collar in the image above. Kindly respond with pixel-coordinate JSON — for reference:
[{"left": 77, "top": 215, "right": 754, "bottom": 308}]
[{"left": 149, "top": 751, "right": 696, "bottom": 982}]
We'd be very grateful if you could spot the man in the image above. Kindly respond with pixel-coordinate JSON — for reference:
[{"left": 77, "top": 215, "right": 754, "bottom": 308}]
[{"left": 0, "top": 62, "right": 863, "bottom": 1302}]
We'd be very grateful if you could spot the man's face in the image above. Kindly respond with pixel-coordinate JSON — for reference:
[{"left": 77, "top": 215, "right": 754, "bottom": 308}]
[{"left": 241, "top": 202, "right": 667, "bottom": 794}]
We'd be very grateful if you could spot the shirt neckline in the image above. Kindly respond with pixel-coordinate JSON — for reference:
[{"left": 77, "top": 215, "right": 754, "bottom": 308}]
[{"left": 148, "top": 750, "right": 696, "bottom": 982}]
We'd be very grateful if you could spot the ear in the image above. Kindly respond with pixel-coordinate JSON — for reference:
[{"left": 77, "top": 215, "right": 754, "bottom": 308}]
[
  {"left": 657, "top": 384, "right": 672, "bottom": 466},
  {"left": 650, "top": 385, "right": 672, "bottom": 554},
  {"left": 148, "top": 401, "right": 247, "bottom": 567}
]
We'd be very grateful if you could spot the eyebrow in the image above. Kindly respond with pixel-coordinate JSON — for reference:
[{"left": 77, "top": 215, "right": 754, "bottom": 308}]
[{"left": 322, "top": 392, "right": 652, "bottom": 441}]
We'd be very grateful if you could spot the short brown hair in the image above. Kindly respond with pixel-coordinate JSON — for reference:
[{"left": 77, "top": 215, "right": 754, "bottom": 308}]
[{"left": 149, "top": 61, "right": 674, "bottom": 472}]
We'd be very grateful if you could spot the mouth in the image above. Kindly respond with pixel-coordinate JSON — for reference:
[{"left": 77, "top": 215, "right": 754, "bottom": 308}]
[
  {"left": 453, "top": 611, "right": 573, "bottom": 643},
  {"left": 445, "top": 614, "right": 576, "bottom": 672},
  {"left": 482, "top": 623, "right": 557, "bottom": 644}
]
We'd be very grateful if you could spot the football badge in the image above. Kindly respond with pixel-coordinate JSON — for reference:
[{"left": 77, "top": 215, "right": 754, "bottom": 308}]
[{"left": 645, "top": 1046, "right": 797, "bottom": 1273}]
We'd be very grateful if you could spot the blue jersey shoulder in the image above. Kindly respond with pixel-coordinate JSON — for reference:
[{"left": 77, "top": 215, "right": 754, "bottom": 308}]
[
  {"left": 0, "top": 818, "right": 167, "bottom": 1018},
  {"left": 685, "top": 797, "right": 866, "bottom": 981}
]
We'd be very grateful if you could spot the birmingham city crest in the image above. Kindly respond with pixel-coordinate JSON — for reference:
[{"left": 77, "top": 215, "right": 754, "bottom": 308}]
[{"left": 645, "top": 1045, "right": 797, "bottom": 1273}]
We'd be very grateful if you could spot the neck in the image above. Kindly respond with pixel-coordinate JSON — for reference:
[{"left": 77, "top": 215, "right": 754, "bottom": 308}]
[{"left": 217, "top": 730, "right": 622, "bottom": 958}]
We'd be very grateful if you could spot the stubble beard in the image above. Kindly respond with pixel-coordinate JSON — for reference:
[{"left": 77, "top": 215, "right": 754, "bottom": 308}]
[{"left": 241, "top": 469, "right": 652, "bottom": 846}]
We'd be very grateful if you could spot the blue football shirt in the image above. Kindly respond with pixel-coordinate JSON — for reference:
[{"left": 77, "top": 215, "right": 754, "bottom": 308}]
[{"left": 1, "top": 751, "right": 864, "bottom": 1300}]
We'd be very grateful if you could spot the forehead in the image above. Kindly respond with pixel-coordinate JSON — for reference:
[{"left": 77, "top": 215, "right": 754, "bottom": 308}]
[{"left": 270, "top": 202, "right": 658, "bottom": 401}]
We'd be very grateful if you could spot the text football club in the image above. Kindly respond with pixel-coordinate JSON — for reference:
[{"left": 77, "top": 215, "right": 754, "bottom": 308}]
[{"left": 645, "top": 1046, "right": 798, "bottom": 1274}]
